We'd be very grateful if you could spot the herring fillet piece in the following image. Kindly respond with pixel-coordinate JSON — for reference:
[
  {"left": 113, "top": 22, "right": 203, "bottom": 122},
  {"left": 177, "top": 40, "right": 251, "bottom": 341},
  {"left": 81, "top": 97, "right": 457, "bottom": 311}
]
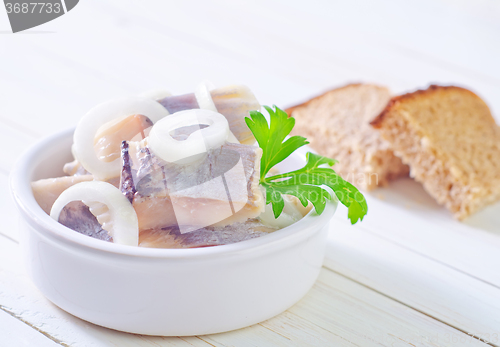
[
  {"left": 210, "top": 85, "right": 260, "bottom": 145},
  {"left": 54, "top": 199, "right": 274, "bottom": 247},
  {"left": 158, "top": 85, "right": 260, "bottom": 145},
  {"left": 32, "top": 175, "right": 94, "bottom": 214},
  {"left": 122, "top": 140, "right": 264, "bottom": 232},
  {"left": 32, "top": 175, "right": 122, "bottom": 215},
  {"left": 58, "top": 207, "right": 275, "bottom": 247},
  {"left": 139, "top": 219, "right": 277, "bottom": 248}
]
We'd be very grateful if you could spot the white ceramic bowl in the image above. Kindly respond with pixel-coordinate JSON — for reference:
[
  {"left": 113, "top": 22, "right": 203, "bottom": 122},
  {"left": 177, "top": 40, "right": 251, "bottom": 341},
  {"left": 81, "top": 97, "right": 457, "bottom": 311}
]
[{"left": 10, "top": 128, "right": 337, "bottom": 336}]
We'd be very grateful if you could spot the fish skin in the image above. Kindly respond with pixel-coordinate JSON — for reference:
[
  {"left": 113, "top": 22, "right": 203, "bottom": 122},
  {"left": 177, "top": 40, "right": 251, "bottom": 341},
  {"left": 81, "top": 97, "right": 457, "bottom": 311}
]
[
  {"left": 210, "top": 85, "right": 260, "bottom": 145},
  {"left": 120, "top": 141, "right": 136, "bottom": 204},
  {"left": 53, "top": 198, "right": 275, "bottom": 248},
  {"left": 122, "top": 140, "right": 264, "bottom": 232},
  {"left": 139, "top": 219, "right": 277, "bottom": 248},
  {"left": 57, "top": 203, "right": 275, "bottom": 248},
  {"left": 158, "top": 92, "right": 198, "bottom": 114},
  {"left": 58, "top": 201, "right": 113, "bottom": 242}
]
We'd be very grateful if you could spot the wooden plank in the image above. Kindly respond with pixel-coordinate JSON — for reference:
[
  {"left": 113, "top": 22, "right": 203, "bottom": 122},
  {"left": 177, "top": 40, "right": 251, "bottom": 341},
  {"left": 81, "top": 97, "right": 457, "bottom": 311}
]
[
  {"left": 0, "top": 309, "right": 62, "bottom": 347},
  {"left": 324, "top": 220, "right": 500, "bottom": 345},
  {"left": 333, "top": 178, "right": 500, "bottom": 288},
  {"left": 1, "top": 0, "right": 500, "bottom": 140},
  {"left": 200, "top": 311, "right": 347, "bottom": 346},
  {"left": 202, "top": 267, "right": 491, "bottom": 347},
  {"left": 291, "top": 270, "right": 493, "bottom": 347},
  {"left": 0, "top": 123, "right": 38, "bottom": 242},
  {"left": 274, "top": 0, "right": 500, "bottom": 85},
  {"left": 0, "top": 0, "right": 305, "bottom": 134},
  {"left": 0, "top": 41, "right": 129, "bottom": 136},
  {"left": 0, "top": 234, "right": 491, "bottom": 346},
  {"left": 103, "top": 0, "right": 500, "bottom": 114},
  {"left": 0, "top": 123, "right": 38, "bottom": 174},
  {"left": 0, "top": 172, "right": 20, "bottom": 243},
  {"left": 0, "top": 235, "right": 211, "bottom": 346}
]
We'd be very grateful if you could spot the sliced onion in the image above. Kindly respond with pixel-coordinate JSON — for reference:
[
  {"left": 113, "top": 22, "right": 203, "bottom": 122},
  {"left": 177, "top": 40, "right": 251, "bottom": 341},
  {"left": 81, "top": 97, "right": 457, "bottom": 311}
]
[
  {"left": 194, "top": 80, "right": 217, "bottom": 112},
  {"left": 148, "top": 109, "right": 229, "bottom": 164},
  {"left": 50, "top": 181, "right": 139, "bottom": 246},
  {"left": 138, "top": 89, "right": 172, "bottom": 101},
  {"left": 259, "top": 195, "right": 308, "bottom": 228},
  {"left": 73, "top": 97, "right": 170, "bottom": 180}
]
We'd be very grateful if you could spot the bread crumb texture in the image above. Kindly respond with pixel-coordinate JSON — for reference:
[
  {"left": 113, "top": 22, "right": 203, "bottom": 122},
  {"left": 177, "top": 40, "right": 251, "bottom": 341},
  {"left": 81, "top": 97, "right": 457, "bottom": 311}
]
[
  {"left": 371, "top": 85, "right": 500, "bottom": 220},
  {"left": 286, "top": 84, "right": 409, "bottom": 191}
]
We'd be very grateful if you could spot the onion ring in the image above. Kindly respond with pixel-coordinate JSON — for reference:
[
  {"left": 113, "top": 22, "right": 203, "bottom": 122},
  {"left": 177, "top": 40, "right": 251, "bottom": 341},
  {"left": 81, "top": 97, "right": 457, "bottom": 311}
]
[
  {"left": 194, "top": 80, "right": 217, "bottom": 112},
  {"left": 148, "top": 109, "right": 230, "bottom": 164},
  {"left": 50, "top": 181, "right": 139, "bottom": 246},
  {"left": 73, "top": 97, "right": 170, "bottom": 180}
]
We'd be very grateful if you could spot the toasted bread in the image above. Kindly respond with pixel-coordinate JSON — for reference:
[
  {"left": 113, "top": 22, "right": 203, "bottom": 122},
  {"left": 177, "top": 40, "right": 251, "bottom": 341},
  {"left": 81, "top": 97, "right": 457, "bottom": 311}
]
[
  {"left": 371, "top": 85, "right": 500, "bottom": 219},
  {"left": 286, "top": 84, "right": 409, "bottom": 191}
]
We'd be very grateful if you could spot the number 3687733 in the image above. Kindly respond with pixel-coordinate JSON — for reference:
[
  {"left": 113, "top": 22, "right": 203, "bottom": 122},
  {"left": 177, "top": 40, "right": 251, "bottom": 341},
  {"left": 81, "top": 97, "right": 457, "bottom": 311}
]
[{"left": 5, "top": 2, "right": 62, "bottom": 14}]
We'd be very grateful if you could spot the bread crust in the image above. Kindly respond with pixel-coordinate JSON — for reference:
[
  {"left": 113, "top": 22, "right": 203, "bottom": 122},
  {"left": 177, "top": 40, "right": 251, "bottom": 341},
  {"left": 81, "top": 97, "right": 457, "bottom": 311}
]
[
  {"left": 285, "top": 83, "right": 363, "bottom": 115},
  {"left": 371, "top": 85, "right": 488, "bottom": 128},
  {"left": 285, "top": 83, "right": 408, "bottom": 191},
  {"left": 370, "top": 84, "right": 499, "bottom": 219}
]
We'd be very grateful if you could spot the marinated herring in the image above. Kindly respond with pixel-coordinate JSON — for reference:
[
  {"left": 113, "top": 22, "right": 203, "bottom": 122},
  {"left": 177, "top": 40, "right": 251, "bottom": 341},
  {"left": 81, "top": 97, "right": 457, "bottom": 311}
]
[{"left": 32, "top": 82, "right": 367, "bottom": 248}]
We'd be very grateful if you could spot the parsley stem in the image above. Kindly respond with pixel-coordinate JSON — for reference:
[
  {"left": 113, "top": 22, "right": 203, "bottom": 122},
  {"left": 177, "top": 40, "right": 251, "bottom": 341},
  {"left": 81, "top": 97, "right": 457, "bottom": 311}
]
[{"left": 264, "top": 173, "right": 294, "bottom": 182}]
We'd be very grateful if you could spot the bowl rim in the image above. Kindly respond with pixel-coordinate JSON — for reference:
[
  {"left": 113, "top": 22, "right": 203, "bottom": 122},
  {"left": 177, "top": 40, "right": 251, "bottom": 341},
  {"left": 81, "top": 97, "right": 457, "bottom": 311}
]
[{"left": 10, "top": 127, "right": 337, "bottom": 259}]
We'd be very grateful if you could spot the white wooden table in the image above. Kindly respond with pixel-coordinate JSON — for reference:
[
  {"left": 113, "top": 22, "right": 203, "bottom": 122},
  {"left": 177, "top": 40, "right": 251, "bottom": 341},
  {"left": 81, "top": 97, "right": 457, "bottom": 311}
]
[{"left": 1, "top": 0, "right": 500, "bottom": 345}]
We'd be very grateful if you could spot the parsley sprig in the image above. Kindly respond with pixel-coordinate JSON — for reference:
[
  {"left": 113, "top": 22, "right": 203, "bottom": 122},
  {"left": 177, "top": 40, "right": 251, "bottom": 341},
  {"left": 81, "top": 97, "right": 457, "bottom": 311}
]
[{"left": 245, "top": 105, "right": 367, "bottom": 224}]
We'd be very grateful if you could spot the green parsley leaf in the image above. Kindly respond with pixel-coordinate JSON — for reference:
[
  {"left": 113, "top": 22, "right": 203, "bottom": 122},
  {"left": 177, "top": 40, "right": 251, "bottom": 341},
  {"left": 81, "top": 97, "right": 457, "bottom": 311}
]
[
  {"left": 262, "top": 181, "right": 331, "bottom": 218},
  {"left": 246, "top": 106, "right": 368, "bottom": 224},
  {"left": 245, "top": 106, "right": 309, "bottom": 180}
]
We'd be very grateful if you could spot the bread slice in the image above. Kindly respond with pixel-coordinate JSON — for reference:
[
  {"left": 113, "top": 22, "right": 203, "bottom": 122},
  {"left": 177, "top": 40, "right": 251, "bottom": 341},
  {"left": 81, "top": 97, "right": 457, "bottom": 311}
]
[
  {"left": 286, "top": 84, "right": 409, "bottom": 191},
  {"left": 371, "top": 85, "right": 500, "bottom": 219}
]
